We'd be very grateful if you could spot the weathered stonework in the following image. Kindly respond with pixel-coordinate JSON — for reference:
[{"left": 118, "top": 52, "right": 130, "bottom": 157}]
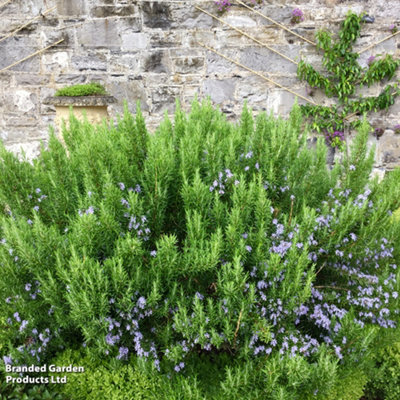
[{"left": 0, "top": 0, "right": 399, "bottom": 174}]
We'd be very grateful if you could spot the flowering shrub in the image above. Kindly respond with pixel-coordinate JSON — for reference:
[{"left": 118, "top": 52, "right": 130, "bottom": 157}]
[
  {"left": 1, "top": 100, "right": 400, "bottom": 398},
  {"left": 291, "top": 8, "right": 304, "bottom": 24},
  {"left": 394, "top": 124, "right": 400, "bottom": 134}
]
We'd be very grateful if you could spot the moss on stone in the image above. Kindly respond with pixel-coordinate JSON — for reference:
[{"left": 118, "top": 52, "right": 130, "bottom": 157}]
[{"left": 55, "top": 82, "right": 107, "bottom": 97}]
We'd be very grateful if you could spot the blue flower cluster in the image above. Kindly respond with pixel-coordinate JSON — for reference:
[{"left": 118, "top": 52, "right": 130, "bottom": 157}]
[
  {"left": 118, "top": 183, "right": 150, "bottom": 240},
  {"left": 104, "top": 294, "right": 160, "bottom": 369},
  {"left": 209, "top": 169, "right": 238, "bottom": 194},
  {"left": 244, "top": 185, "right": 399, "bottom": 362}
]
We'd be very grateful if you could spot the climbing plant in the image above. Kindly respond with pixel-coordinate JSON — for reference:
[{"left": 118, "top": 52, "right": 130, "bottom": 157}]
[{"left": 297, "top": 12, "right": 400, "bottom": 149}]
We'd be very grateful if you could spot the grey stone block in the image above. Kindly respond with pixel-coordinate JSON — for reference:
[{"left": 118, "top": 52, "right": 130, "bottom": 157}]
[
  {"left": 15, "top": 74, "right": 50, "bottom": 86},
  {"left": 240, "top": 46, "right": 299, "bottom": 74},
  {"left": 0, "top": 37, "right": 39, "bottom": 72},
  {"left": 110, "top": 79, "right": 148, "bottom": 111},
  {"left": 170, "top": 6, "right": 215, "bottom": 30},
  {"left": 142, "top": 2, "right": 172, "bottom": 29},
  {"left": 151, "top": 86, "right": 180, "bottom": 114},
  {"left": 12, "top": 89, "right": 38, "bottom": 113},
  {"left": 76, "top": 20, "right": 120, "bottom": 48},
  {"left": 71, "top": 53, "right": 108, "bottom": 71},
  {"left": 174, "top": 57, "right": 204, "bottom": 74},
  {"left": 121, "top": 33, "right": 148, "bottom": 51},
  {"left": 150, "top": 31, "right": 182, "bottom": 49},
  {"left": 91, "top": 6, "right": 136, "bottom": 18},
  {"left": 202, "top": 79, "right": 236, "bottom": 103},
  {"left": 206, "top": 52, "right": 236, "bottom": 75},
  {"left": 109, "top": 54, "right": 140, "bottom": 74},
  {"left": 143, "top": 51, "right": 170, "bottom": 74},
  {"left": 55, "top": 74, "right": 87, "bottom": 84},
  {"left": 57, "top": 0, "right": 87, "bottom": 16}
]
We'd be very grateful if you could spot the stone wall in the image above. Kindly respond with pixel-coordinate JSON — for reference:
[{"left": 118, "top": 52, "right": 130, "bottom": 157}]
[{"left": 0, "top": 0, "right": 400, "bottom": 172}]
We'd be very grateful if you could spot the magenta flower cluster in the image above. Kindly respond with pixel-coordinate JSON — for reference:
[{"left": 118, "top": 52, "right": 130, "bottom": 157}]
[
  {"left": 324, "top": 130, "right": 345, "bottom": 147},
  {"left": 291, "top": 8, "right": 304, "bottom": 24},
  {"left": 215, "top": 0, "right": 231, "bottom": 12}
]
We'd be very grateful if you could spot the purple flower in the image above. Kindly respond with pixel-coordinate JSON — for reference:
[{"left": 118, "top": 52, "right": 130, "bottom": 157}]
[
  {"left": 27, "top": 219, "right": 33, "bottom": 225},
  {"left": 245, "top": 245, "right": 252, "bottom": 252},
  {"left": 367, "top": 55, "right": 376, "bottom": 65},
  {"left": 215, "top": 0, "right": 231, "bottom": 12},
  {"left": 121, "top": 198, "right": 129, "bottom": 207},
  {"left": 292, "top": 8, "right": 303, "bottom": 17},
  {"left": 117, "top": 346, "right": 129, "bottom": 360},
  {"left": 33, "top": 206, "right": 39, "bottom": 212},
  {"left": 150, "top": 250, "right": 157, "bottom": 257},
  {"left": 106, "top": 333, "right": 119, "bottom": 346},
  {"left": 13, "top": 312, "right": 21, "bottom": 322},
  {"left": 3, "top": 355, "right": 12, "bottom": 365},
  {"left": 137, "top": 296, "right": 146, "bottom": 309},
  {"left": 25, "top": 283, "right": 32, "bottom": 292},
  {"left": 35, "top": 188, "right": 41, "bottom": 194},
  {"left": 19, "top": 320, "right": 28, "bottom": 332},
  {"left": 86, "top": 206, "right": 95, "bottom": 215},
  {"left": 291, "top": 8, "right": 304, "bottom": 23},
  {"left": 118, "top": 182, "right": 125, "bottom": 190},
  {"left": 195, "top": 292, "right": 204, "bottom": 301}
]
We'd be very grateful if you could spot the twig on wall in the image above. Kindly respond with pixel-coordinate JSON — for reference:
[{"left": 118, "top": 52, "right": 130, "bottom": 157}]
[
  {"left": 0, "top": 6, "right": 56, "bottom": 44},
  {"left": 359, "top": 30, "right": 400, "bottom": 54},
  {"left": 198, "top": 41, "right": 318, "bottom": 106},
  {"left": 0, "top": 38, "right": 64, "bottom": 72},
  {"left": 234, "top": 0, "right": 316, "bottom": 46},
  {"left": 195, "top": 6, "right": 298, "bottom": 65},
  {"left": 0, "top": 0, "right": 14, "bottom": 9}
]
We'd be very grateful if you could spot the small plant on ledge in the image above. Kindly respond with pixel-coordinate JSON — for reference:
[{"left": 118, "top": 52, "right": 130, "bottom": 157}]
[
  {"left": 291, "top": 8, "right": 304, "bottom": 24},
  {"left": 297, "top": 11, "right": 400, "bottom": 149},
  {"left": 55, "top": 82, "right": 108, "bottom": 97}
]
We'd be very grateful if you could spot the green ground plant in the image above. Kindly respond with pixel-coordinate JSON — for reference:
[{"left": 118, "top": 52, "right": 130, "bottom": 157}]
[
  {"left": 0, "top": 99, "right": 400, "bottom": 399},
  {"left": 364, "top": 336, "right": 400, "bottom": 400},
  {"left": 55, "top": 82, "right": 107, "bottom": 97}
]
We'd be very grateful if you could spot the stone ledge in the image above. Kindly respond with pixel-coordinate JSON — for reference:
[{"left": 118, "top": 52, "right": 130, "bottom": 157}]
[{"left": 43, "top": 95, "right": 117, "bottom": 107}]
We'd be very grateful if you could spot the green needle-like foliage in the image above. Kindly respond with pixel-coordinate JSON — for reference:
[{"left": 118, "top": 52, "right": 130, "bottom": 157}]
[{"left": 0, "top": 99, "right": 399, "bottom": 399}]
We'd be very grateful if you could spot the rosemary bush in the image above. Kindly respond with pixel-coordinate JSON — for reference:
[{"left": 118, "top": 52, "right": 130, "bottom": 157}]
[{"left": 1, "top": 100, "right": 400, "bottom": 399}]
